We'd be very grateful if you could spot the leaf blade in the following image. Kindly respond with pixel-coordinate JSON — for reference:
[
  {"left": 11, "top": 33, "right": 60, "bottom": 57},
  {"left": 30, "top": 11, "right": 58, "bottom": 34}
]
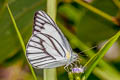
[
  {"left": 7, "top": 4, "right": 37, "bottom": 80},
  {"left": 84, "top": 31, "right": 120, "bottom": 79}
]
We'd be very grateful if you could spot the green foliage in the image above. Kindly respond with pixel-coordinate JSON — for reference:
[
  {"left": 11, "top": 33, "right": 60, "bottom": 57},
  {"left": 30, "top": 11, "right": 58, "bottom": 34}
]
[
  {"left": 0, "top": 0, "right": 46, "bottom": 63},
  {"left": 75, "top": 0, "right": 119, "bottom": 42},
  {"left": 0, "top": 0, "right": 120, "bottom": 80},
  {"left": 84, "top": 31, "right": 120, "bottom": 79},
  {"left": 57, "top": 21, "right": 120, "bottom": 80}
]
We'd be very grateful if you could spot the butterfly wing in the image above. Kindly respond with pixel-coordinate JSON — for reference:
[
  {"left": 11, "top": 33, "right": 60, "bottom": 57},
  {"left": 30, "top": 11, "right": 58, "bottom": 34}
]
[
  {"left": 26, "top": 11, "right": 72, "bottom": 69},
  {"left": 33, "top": 11, "right": 72, "bottom": 55},
  {"left": 26, "top": 33, "right": 68, "bottom": 68}
]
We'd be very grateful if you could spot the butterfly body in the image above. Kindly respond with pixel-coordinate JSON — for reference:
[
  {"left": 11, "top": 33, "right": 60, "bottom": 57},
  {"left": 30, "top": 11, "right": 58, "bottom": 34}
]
[{"left": 26, "top": 10, "right": 78, "bottom": 69}]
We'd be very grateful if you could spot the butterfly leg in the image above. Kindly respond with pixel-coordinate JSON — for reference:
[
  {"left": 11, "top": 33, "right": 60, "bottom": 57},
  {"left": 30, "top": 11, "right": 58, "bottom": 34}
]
[
  {"left": 64, "top": 65, "right": 70, "bottom": 72},
  {"left": 64, "top": 63, "right": 74, "bottom": 72}
]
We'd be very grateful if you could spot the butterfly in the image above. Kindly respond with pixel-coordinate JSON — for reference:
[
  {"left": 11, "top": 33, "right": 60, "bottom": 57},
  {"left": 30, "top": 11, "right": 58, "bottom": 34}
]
[{"left": 26, "top": 10, "right": 79, "bottom": 71}]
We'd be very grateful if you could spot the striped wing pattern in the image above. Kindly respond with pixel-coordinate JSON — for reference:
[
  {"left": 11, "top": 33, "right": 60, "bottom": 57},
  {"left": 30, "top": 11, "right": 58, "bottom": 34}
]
[
  {"left": 26, "top": 11, "right": 72, "bottom": 68},
  {"left": 33, "top": 11, "right": 72, "bottom": 55}
]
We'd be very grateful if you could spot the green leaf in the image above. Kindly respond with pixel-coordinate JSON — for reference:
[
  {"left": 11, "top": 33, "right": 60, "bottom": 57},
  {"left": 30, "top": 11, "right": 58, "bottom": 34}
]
[
  {"left": 7, "top": 4, "right": 37, "bottom": 80},
  {"left": 0, "top": 0, "right": 46, "bottom": 63},
  {"left": 84, "top": 31, "right": 120, "bottom": 79},
  {"left": 75, "top": 0, "right": 119, "bottom": 42}
]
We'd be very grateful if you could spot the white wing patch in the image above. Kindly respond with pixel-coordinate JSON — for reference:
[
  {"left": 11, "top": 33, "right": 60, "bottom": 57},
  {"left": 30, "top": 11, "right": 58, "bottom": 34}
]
[
  {"left": 34, "top": 11, "right": 73, "bottom": 56},
  {"left": 26, "top": 33, "right": 67, "bottom": 68},
  {"left": 29, "top": 42, "right": 42, "bottom": 48},
  {"left": 26, "top": 10, "right": 73, "bottom": 69}
]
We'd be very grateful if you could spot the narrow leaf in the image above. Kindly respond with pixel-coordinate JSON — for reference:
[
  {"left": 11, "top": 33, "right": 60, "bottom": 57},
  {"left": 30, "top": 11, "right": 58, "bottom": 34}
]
[
  {"left": 57, "top": 22, "right": 120, "bottom": 80},
  {"left": 7, "top": 4, "right": 37, "bottom": 80},
  {"left": 84, "top": 31, "right": 120, "bottom": 79}
]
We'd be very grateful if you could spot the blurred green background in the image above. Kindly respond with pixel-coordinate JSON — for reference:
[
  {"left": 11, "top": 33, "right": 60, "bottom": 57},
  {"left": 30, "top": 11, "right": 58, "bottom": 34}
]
[{"left": 0, "top": 0, "right": 120, "bottom": 80}]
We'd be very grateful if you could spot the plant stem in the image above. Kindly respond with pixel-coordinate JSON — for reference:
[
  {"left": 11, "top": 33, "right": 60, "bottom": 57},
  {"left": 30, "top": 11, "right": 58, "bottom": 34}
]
[
  {"left": 75, "top": 76, "right": 81, "bottom": 80},
  {"left": 74, "top": 74, "right": 81, "bottom": 80},
  {"left": 74, "top": 0, "right": 119, "bottom": 25},
  {"left": 68, "top": 72, "right": 74, "bottom": 80},
  {"left": 7, "top": 4, "right": 37, "bottom": 80},
  {"left": 47, "top": 0, "right": 56, "bottom": 21},
  {"left": 112, "top": 0, "right": 120, "bottom": 9},
  {"left": 44, "top": 69, "right": 57, "bottom": 80},
  {"left": 44, "top": 0, "right": 57, "bottom": 80}
]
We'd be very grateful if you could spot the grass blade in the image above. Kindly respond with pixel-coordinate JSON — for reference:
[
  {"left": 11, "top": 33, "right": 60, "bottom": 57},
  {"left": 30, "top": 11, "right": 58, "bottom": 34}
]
[
  {"left": 7, "top": 4, "right": 37, "bottom": 80},
  {"left": 84, "top": 31, "right": 120, "bottom": 79}
]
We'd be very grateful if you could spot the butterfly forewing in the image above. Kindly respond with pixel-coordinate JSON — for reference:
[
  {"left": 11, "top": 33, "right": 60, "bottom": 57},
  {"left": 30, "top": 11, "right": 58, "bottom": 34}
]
[
  {"left": 26, "top": 10, "right": 73, "bottom": 68},
  {"left": 34, "top": 11, "right": 72, "bottom": 53}
]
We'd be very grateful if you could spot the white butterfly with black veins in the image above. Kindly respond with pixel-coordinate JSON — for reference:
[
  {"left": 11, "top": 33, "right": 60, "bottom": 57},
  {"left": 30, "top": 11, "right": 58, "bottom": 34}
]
[{"left": 26, "top": 10, "right": 78, "bottom": 69}]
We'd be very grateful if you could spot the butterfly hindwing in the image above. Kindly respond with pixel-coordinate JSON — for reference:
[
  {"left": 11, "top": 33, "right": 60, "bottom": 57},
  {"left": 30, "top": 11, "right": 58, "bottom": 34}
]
[{"left": 26, "top": 33, "right": 68, "bottom": 68}]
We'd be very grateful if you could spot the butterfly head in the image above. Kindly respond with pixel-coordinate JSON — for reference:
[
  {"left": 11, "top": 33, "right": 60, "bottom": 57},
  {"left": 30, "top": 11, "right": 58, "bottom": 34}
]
[
  {"left": 64, "top": 53, "right": 85, "bottom": 73},
  {"left": 66, "top": 51, "right": 78, "bottom": 61},
  {"left": 71, "top": 53, "right": 79, "bottom": 62}
]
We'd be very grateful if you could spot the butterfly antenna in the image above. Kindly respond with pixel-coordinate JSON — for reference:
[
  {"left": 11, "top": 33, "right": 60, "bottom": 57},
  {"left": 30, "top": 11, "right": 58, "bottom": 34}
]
[{"left": 78, "top": 45, "right": 97, "bottom": 56}]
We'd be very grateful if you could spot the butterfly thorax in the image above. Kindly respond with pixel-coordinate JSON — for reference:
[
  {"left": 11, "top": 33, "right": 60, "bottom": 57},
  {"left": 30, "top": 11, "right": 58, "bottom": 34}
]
[{"left": 67, "top": 52, "right": 78, "bottom": 65}]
